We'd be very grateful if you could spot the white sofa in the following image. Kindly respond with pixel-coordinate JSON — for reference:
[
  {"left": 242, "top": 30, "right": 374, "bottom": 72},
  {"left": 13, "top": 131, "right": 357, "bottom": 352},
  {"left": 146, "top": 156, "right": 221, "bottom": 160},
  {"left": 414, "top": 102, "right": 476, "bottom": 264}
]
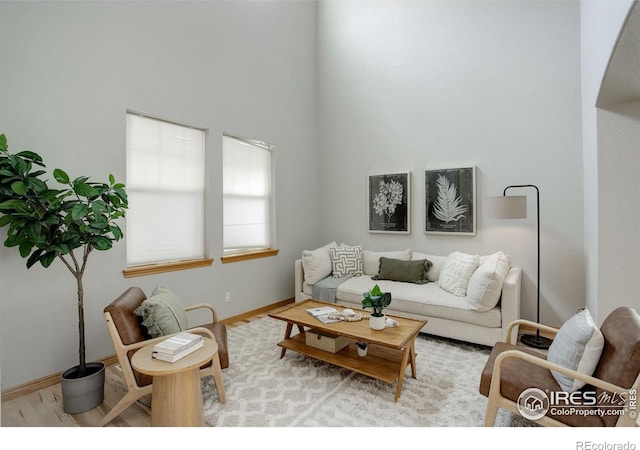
[{"left": 294, "top": 244, "right": 522, "bottom": 347}]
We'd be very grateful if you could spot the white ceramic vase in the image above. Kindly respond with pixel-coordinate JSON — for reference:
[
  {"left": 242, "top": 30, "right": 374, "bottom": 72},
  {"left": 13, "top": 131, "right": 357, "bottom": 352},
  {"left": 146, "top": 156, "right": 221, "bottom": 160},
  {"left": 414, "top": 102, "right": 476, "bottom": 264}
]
[{"left": 369, "top": 314, "right": 386, "bottom": 330}]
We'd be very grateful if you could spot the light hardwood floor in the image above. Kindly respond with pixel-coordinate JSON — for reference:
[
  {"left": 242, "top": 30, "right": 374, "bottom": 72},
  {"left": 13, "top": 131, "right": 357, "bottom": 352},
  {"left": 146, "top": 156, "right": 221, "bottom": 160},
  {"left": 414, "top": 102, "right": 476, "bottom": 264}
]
[{"left": 1, "top": 313, "right": 270, "bottom": 427}]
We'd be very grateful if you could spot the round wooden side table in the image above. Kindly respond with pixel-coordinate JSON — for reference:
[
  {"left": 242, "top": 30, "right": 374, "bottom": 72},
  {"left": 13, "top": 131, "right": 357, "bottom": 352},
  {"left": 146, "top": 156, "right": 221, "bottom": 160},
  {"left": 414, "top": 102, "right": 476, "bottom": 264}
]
[{"left": 131, "top": 336, "right": 220, "bottom": 427}]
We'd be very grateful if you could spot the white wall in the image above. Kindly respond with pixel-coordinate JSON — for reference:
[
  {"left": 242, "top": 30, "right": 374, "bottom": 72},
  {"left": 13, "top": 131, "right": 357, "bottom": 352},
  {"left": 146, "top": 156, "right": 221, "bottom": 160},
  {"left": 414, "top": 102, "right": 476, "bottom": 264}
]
[
  {"left": 3, "top": 0, "right": 637, "bottom": 392},
  {"left": 596, "top": 102, "right": 640, "bottom": 321},
  {"left": 317, "top": 0, "right": 584, "bottom": 327},
  {"left": 0, "top": 1, "right": 319, "bottom": 390},
  {"left": 580, "top": 0, "right": 635, "bottom": 322},
  {"left": 594, "top": 1, "right": 640, "bottom": 321}
]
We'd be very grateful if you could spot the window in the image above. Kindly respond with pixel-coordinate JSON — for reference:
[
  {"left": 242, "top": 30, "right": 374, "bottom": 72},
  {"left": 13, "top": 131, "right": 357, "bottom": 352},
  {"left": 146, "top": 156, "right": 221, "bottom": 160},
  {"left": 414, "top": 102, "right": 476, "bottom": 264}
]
[
  {"left": 222, "top": 134, "right": 277, "bottom": 262},
  {"left": 124, "top": 112, "right": 210, "bottom": 276}
]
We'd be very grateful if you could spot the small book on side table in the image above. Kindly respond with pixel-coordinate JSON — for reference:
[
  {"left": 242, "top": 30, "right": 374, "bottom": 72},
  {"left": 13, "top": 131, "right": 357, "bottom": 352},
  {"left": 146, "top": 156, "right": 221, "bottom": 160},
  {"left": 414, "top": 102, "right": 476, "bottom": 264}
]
[
  {"left": 153, "top": 332, "right": 203, "bottom": 356},
  {"left": 152, "top": 339, "right": 204, "bottom": 362}
]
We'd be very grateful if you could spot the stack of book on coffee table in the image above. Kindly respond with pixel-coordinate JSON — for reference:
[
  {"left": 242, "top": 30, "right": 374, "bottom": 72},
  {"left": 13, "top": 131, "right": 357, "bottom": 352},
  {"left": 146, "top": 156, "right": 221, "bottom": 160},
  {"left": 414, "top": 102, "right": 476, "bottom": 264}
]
[{"left": 152, "top": 332, "right": 203, "bottom": 362}]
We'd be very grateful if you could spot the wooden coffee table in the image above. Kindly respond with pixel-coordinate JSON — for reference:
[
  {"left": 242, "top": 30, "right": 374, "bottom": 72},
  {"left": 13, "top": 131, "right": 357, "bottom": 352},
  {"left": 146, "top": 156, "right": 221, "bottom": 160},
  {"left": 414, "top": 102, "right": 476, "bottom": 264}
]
[{"left": 268, "top": 299, "right": 427, "bottom": 400}]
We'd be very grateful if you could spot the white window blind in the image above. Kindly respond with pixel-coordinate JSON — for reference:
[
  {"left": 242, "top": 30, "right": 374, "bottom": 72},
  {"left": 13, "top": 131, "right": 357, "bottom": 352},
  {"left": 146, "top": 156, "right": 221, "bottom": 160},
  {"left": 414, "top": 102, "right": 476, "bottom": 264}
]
[
  {"left": 126, "top": 113, "right": 206, "bottom": 266},
  {"left": 223, "top": 135, "right": 273, "bottom": 254}
]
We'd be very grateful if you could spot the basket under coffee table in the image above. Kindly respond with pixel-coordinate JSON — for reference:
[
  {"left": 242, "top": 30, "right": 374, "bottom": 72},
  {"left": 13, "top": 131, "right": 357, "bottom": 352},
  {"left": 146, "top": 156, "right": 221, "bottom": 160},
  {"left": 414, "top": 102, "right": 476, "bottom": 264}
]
[{"left": 268, "top": 299, "right": 427, "bottom": 401}]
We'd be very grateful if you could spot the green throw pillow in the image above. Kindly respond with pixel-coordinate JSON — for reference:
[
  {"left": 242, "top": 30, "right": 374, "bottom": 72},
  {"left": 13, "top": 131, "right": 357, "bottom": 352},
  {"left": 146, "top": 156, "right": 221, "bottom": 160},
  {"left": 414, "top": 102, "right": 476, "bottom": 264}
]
[
  {"left": 372, "top": 257, "right": 431, "bottom": 284},
  {"left": 134, "top": 285, "right": 188, "bottom": 338}
]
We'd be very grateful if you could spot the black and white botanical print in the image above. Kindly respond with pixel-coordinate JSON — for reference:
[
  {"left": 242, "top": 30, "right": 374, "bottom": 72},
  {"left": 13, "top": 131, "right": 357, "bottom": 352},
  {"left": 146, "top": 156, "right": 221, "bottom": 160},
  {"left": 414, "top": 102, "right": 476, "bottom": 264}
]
[
  {"left": 368, "top": 172, "right": 410, "bottom": 234},
  {"left": 425, "top": 167, "right": 475, "bottom": 235}
]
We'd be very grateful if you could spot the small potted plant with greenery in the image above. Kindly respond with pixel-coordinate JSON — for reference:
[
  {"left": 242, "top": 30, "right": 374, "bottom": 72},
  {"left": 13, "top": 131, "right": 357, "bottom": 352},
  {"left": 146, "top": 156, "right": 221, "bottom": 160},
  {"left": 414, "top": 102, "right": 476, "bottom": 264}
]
[
  {"left": 362, "top": 284, "right": 392, "bottom": 330},
  {"left": 0, "top": 133, "right": 128, "bottom": 413}
]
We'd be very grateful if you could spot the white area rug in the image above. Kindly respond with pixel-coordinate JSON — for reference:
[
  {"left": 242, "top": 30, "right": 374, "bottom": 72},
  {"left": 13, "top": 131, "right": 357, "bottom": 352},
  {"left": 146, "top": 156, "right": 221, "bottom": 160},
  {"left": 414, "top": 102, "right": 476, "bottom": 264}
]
[{"left": 202, "top": 317, "right": 532, "bottom": 427}]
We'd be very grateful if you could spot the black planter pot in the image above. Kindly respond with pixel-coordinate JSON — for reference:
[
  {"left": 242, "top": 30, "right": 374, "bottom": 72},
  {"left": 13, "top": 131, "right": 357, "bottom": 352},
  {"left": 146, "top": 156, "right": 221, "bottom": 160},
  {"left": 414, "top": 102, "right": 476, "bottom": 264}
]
[{"left": 60, "top": 362, "right": 105, "bottom": 414}]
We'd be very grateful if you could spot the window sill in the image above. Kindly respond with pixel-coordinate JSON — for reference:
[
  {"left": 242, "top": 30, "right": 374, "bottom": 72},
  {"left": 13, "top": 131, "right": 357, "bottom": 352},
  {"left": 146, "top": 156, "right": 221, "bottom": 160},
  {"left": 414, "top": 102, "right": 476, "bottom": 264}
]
[
  {"left": 123, "top": 258, "right": 214, "bottom": 278},
  {"left": 221, "top": 248, "right": 279, "bottom": 264}
]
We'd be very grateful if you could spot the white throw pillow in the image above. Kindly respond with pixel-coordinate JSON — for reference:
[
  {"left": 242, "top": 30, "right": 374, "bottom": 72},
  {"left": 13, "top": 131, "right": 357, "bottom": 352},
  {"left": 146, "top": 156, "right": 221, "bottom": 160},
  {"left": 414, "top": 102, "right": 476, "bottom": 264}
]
[
  {"left": 413, "top": 252, "right": 447, "bottom": 282},
  {"left": 363, "top": 249, "right": 412, "bottom": 275},
  {"left": 466, "top": 252, "right": 511, "bottom": 311},
  {"left": 301, "top": 241, "right": 338, "bottom": 285},
  {"left": 547, "top": 309, "right": 604, "bottom": 392},
  {"left": 330, "top": 245, "right": 364, "bottom": 278},
  {"left": 437, "top": 252, "right": 480, "bottom": 297}
]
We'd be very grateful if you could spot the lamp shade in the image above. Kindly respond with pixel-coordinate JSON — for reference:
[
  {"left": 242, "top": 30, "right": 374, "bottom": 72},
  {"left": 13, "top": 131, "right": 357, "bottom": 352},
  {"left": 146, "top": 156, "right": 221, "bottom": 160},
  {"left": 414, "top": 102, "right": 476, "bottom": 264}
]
[{"left": 485, "top": 195, "right": 527, "bottom": 219}]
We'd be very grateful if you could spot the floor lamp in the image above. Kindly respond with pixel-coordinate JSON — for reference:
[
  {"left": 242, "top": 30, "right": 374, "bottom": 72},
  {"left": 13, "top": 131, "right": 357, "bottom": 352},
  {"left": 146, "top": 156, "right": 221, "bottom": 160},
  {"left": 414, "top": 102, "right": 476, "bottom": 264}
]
[{"left": 485, "top": 184, "right": 553, "bottom": 350}]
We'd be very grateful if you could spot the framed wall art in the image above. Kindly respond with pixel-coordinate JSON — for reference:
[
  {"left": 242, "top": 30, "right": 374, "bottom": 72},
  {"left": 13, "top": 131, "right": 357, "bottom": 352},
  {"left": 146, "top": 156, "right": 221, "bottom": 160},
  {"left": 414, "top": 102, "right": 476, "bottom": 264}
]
[
  {"left": 368, "top": 172, "right": 410, "bottom": 234},
  {"left": 425, "top": 166, "right": 476, "bottom": 235}
]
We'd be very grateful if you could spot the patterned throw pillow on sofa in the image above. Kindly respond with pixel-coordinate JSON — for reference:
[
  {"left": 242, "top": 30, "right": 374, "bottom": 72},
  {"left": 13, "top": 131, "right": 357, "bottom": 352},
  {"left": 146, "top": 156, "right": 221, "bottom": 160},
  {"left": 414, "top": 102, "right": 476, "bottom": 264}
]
[
  {"left": 437, "top": 251, "right": 480, "bottom": 297},
  {"left": 330, "top": 245, "right": 364, "bottom": 278}
]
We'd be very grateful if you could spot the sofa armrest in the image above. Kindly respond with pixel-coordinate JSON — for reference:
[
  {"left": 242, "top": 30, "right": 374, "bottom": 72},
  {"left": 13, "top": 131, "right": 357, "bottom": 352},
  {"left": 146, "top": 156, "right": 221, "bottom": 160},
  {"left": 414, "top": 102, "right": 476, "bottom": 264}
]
[{"left": 500, "top": 267, "right": 522, "bottom": 343}]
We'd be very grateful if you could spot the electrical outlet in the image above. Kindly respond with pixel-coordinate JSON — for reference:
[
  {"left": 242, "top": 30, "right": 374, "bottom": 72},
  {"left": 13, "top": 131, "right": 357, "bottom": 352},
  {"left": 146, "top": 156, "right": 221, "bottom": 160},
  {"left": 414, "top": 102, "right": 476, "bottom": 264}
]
[{"left": 224, "top": 292, "right": 231, "bottom": 303}]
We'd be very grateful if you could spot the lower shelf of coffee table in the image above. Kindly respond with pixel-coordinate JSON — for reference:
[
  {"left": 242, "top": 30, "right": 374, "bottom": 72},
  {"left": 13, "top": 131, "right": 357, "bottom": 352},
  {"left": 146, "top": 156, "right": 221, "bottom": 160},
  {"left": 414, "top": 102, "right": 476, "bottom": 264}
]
[{"left": 277, "top": 333, "right": 407, "bottom": 384}]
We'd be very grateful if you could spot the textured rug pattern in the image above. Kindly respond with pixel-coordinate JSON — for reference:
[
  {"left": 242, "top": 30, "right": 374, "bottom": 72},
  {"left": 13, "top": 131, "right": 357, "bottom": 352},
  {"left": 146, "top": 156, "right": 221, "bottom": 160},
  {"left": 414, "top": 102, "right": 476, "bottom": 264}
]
[{"left": 202, "top": 317, "right": 531, "bottom": 427}]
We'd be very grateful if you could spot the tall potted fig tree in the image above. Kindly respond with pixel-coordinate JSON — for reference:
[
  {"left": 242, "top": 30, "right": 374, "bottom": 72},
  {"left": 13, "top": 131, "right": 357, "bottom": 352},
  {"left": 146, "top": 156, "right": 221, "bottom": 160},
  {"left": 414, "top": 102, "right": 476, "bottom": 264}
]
[{"left": 0, "top": 133, "right": 128, "bottom": 413}]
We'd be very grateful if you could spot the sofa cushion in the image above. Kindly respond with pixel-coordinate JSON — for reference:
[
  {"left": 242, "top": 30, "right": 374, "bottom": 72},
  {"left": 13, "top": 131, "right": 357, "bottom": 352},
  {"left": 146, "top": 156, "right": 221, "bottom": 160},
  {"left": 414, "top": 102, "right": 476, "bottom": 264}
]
[
  {"left": 437, "top": 252, "right": 480, "bottom": 297},
  {"left": 547, "top": 309, "right": 604, "bottom": 392},
  {"left": 330, "top": 245, "right": 364, "bottom": 277},
  {"left": 133, "top": 285, "right": 188, "bottom": 338},
  {"left": 466, "top": 251, "right": 511, "bottom": 312},
  {"left": 363, "top": 249, "right": 412, "bottom": 275},
  {"left": 372, "top": 257, "right": 430, "bottom": 284},
  {"left": 302, "top": 241, "right": 338, "bottom": 285},
  {"left": 412, "top": 252, "right": 447, "bottom": 282},
  {"left": 337, "top": 276, "right": 473, "bottom": 310}
]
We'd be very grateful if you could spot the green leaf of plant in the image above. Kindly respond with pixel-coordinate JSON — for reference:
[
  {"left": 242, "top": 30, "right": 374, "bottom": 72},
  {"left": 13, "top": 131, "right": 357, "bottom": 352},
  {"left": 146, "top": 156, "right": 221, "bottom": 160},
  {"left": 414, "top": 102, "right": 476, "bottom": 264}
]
[
  {"left": 73, "top": 181, "right": 99, "bottom": 198},
  {"left": 71, "top": 203, "right": 89, "bottom": 221},
  {"left": 91, "top": 200, "right": 107, "bottom": 216},
  {"left": 114, "top": 187, "right": 128, "bottom": 203},
  {"left": 109, "top": 225, "right": 123, "bottom": 240},
  {"left": 26, "top": 249, "right": 44, "bottom": 268},
  {"left": 9, "top": 155, "right": 27, "bottom": 176},
  {"left": 10, "top": 181, "right": 28, "bottom": 195},
  {"left": 109, "top": 174, "right": 115, "bottom": 185},
  {"left": 53, "top": 168, "right": 69, "bottom": 184},
  {"left": 91, "top": 236, "right": 112, "bottom": 250},
  {"left": 0, "top": 215, "right": 13, "bottom": 227},
  {"left": 26, "top": 177, "right": 48, "bottom": 193},
  {"left": 15, "top": 151, "right": 43, "bottom": 164},
  {"left": 0, "top": 134, "right": 7, "bottom": 151},
  {"left": 19, "top": 241, "right": 33, "bottom": 258},
  {"left": 89, "top": 216, "right": 108, "bottom": 231},
  {"left": 0, "top": 199, "right": 28, "bottom": 212},
  {"left": 40, "top": 251, "right": 56, "bottom": 268}
]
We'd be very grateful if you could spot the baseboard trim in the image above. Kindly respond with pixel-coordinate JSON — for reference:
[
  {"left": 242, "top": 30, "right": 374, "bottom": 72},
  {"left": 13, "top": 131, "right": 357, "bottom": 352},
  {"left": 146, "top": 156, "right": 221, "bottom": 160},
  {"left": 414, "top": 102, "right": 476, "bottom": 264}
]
[
  {"left": 0, "top": 298, "right": 294, "bottom": 402},
  {"left": 220, "top": 297, "right": 294, "bottom": 325},
  {"left": 1, "top": 355, "right": 120, "bottom": 402}
]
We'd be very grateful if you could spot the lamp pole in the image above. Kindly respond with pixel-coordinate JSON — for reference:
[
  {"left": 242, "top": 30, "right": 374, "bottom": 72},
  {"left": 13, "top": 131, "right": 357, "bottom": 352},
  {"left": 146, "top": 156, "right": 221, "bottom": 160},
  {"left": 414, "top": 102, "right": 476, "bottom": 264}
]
[{"left": 503, "top": 185, "right": 551, "bottom": 349}]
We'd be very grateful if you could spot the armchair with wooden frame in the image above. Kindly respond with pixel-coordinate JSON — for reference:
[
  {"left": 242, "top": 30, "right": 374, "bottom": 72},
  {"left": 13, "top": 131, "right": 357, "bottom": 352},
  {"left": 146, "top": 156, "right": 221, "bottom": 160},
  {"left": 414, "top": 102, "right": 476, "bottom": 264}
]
[
  {"left": 480, "top": 306, "right": 640, "bottom": 427},
  {"left": 98, "top": 287, "right": 229, "bottom": 427}
]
